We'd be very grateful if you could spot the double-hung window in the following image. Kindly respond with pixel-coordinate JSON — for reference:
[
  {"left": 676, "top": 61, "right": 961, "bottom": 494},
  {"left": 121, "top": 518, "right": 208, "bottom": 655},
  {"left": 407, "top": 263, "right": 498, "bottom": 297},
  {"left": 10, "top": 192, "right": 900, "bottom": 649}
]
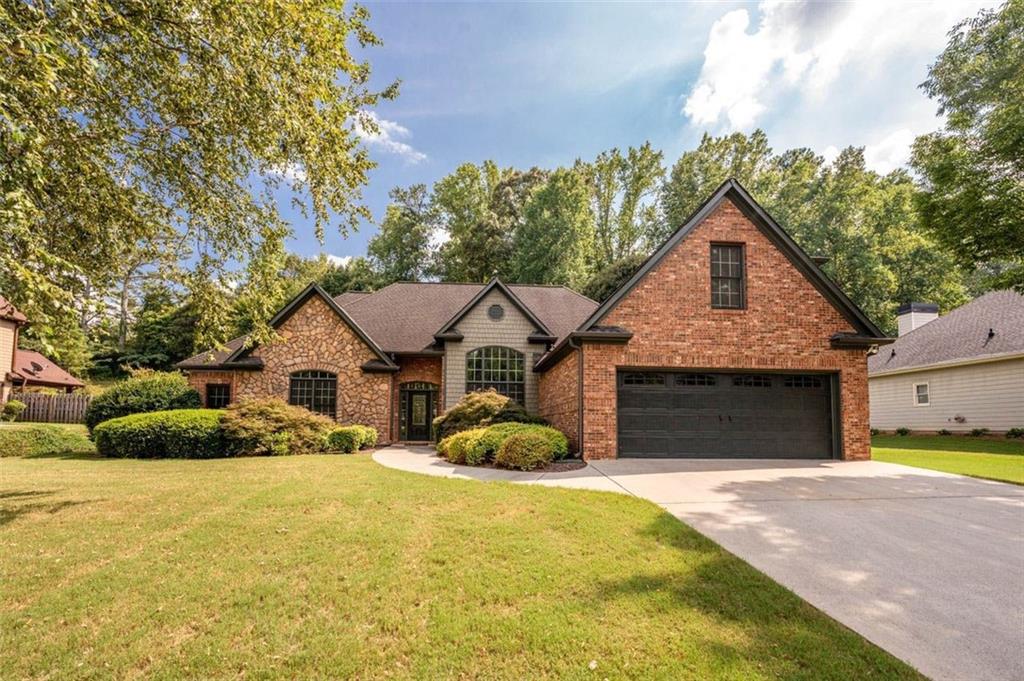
[{"left": 711, "top": 243, "right": 745, "bottom": 309}]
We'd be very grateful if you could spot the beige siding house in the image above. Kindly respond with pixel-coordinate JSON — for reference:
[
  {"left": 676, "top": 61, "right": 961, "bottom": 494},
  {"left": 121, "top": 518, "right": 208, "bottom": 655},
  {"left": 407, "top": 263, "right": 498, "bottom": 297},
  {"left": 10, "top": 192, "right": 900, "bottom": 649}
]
[
  {"left": 868, "top": 292, "right": 1024, "bottom": 433},
  {"left": 0, "top": 296, "right": 28, "bottom": 404}
]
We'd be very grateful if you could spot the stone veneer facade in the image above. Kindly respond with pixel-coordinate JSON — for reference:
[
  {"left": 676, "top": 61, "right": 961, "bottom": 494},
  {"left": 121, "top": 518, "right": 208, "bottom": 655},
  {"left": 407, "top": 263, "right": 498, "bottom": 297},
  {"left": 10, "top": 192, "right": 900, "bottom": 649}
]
[
  {"left": 186, "top": 295, "right": 392, "bottom": 439},
  {"left": 560, "top": 197, "right": 870, "bottom": 461}
]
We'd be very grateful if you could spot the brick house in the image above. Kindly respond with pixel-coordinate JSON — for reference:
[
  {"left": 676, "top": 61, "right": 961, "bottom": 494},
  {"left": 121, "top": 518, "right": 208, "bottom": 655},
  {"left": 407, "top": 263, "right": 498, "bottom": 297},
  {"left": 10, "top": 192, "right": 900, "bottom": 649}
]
[{"left": 179, "top": 179, "right": 890, "bottom": 460}]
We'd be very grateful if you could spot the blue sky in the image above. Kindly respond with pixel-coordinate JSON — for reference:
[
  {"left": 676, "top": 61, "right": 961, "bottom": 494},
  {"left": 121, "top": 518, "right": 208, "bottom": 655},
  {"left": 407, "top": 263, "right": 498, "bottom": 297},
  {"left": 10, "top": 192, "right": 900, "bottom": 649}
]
[{"left": 281, "top": 0, "right": 995, "bottom": 265}]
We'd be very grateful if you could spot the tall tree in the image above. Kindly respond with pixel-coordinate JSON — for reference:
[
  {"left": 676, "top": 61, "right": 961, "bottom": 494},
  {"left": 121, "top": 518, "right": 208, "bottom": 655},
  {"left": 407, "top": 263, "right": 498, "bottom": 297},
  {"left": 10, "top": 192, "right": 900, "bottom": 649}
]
[
  {"left": 0, "top": 0, "right": 397, "bottom": 356},
  {"left": 368, "top": 185, "right": 436, "bottom": 284},
  {"left": 511, "top": 169, "right": 595, "bottom": 288},
  {"left": 911, "top": 0, "right": 1024, "bottom": 291},
  {"left": 581, "top": 143, "right": 665, "bottom": 267},
  {"left": 318, "top": 257, "right": 382, "bottom": 296}
]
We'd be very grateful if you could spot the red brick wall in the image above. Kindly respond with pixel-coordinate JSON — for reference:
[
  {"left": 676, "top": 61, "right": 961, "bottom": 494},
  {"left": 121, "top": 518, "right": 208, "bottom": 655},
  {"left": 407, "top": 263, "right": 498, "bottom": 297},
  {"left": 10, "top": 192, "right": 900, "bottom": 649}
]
[
  {"left": 392, "top": 356, "right": 443, "bottom": 441},
  {"left": 185, "top": 370, "right": 239, "bottom": 408},
  {"left": 538, "top": 349, "right": 579, "bottom": 453},
  {"left": 580, "top": 197, "right": 871, "bottom": 460}
]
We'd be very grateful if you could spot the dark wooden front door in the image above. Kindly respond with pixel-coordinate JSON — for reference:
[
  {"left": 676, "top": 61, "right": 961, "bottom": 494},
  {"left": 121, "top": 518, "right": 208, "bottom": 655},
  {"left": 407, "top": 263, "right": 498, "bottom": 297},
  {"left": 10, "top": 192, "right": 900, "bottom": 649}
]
[{"left": 404, "top": 389, "right": 434, "bottom": 441}]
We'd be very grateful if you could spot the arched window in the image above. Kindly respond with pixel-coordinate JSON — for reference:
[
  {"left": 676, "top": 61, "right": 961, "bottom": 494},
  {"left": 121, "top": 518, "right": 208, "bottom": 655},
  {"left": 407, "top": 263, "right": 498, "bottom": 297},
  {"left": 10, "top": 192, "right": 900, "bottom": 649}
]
[
  {"left": 465, "top": 346, "right": 524, "bottom": 404},
  {"left": 289, "top": 370, "right": 337, "bottom": 418}
]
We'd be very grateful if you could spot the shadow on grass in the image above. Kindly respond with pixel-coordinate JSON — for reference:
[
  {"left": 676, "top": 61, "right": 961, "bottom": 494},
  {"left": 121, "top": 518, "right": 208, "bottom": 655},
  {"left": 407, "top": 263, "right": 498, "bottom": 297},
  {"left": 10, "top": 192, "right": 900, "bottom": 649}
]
[
  {"left": 22, "top": 450, "right": 102, "bottom": 461},
  {"left": 0, "top": 489, "right": 93, "bottom": 527}
]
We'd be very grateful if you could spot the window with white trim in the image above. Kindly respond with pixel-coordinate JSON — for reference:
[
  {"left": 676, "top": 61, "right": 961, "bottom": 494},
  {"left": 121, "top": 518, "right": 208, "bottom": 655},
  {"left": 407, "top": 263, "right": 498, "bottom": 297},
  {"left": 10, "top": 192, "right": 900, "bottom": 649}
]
[{"left": 914, "top": 383, "right": 929, "bottom": 406}]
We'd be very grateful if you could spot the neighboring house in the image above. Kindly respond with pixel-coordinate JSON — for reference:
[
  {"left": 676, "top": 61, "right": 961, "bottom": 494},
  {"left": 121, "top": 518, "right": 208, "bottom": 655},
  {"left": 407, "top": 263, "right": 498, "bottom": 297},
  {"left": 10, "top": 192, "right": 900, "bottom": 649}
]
[
  {"left": 178, "top": 179, "right": 890, "bottom": 460},
  {"left": 10, "top": 349, "right": 86, "bottom": 393},
  {"left": 868, "top": 291, "right": 1024, "bottom": 433},
  {"left": 0, "top": 295, "right": 28, "bottom": 403}
]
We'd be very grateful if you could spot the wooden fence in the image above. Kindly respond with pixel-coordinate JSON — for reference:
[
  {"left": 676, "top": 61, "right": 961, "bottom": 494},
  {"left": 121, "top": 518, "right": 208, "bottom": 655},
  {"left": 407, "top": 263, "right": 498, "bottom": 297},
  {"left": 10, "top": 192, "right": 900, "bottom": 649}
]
[{"left": 11, "top": 392, "right": 92, "bottom": 424}]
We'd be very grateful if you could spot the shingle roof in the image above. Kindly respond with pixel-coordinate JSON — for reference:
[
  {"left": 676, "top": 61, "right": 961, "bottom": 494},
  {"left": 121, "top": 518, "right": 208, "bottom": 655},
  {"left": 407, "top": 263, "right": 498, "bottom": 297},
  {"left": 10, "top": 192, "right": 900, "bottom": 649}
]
[
  {"left": 338, "top": 281, "right": 598, "bottom": 353},
  {"left": 11, "top": 349, "right": 84, "bottom": 388},
  {"left": 868, "top": 290, "right": 1024, "bottom": 375},
  {"left": 177, "top": 282, "right": 599, "bottom": 367},
  {"left": 0, "top": 295, "right": 27, "bottom": 324}
]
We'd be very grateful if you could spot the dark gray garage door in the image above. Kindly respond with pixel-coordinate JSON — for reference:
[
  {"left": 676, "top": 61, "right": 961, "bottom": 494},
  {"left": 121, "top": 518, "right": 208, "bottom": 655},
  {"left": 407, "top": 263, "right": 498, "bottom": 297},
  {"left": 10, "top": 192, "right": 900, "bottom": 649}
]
[{"left": 617, "top": 371, "right": 835, "bottom": 459}]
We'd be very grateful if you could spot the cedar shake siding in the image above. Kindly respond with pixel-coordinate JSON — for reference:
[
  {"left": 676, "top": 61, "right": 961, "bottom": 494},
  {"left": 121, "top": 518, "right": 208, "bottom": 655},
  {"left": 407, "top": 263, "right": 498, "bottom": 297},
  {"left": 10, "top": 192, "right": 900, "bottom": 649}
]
[
  {"left": 537, "top": 348, "right": 580, "bottom": 453},
  {"left": 579, "top": 197, "right": 872, "bottom": 461},
  {"left": 441, "top": 288, "right": 547, "bottom": 412}
]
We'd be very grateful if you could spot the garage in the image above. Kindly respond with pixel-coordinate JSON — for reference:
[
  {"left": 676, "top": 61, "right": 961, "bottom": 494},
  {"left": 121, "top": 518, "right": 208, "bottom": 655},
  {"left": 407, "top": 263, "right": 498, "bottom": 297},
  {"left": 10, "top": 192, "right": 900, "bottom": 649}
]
[{"left": 617, "top": 370, "right": 836, "bottom": 459}]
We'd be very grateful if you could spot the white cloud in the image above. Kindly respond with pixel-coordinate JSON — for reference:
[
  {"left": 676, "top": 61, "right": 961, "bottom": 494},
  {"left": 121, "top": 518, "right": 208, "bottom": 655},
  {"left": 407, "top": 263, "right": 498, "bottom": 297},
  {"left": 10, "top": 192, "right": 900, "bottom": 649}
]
[
  {"left": 326, "top": 254, "right": 352, "bottom": 268},
  {"left": 683, "top": 1, "right": 991, "bottom": 131},
  {"left": 269, "top": 161, "right": 307, "bottom": 183},
  {"left": 354, "top": 111, "right": 427, "bottom": 164},
  {"left": 863, "top": 128, "right": 918, "bottom": 174}
]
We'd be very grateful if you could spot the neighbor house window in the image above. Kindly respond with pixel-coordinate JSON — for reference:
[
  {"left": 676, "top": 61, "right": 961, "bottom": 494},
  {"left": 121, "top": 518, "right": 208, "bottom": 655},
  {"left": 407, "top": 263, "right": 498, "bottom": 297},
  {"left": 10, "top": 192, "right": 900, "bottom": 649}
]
[
  {"left": 289, "top": 370, "right": 337, "bottom": 418},
  {"left": 711, "top": 243, "right": 745, "bottom": 309},
  {"left": 466, "top": 346, "right": 524, "bottom": 404},
  {"left": 205, "top": 383, "right": 231, "bottom": 409},
  {"left": 914, "top": 383, "right": 930, "bottom": 406}
]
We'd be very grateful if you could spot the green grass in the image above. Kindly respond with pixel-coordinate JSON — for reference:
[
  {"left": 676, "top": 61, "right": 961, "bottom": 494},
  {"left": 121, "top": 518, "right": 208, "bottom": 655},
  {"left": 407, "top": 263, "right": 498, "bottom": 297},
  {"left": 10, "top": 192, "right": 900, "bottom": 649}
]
[
  {"left": 0, "top": 454, "right": 919, "bottom": 679},
  {"left": 872, "top": 435, "right": 1024, "bottom": 484}
]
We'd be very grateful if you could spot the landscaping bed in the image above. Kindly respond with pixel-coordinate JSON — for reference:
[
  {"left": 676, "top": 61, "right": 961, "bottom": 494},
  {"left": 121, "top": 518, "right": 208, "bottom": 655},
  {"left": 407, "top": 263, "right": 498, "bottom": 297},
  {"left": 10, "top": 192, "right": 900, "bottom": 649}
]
[{"left": 0, "top": 454, "right": 920, "bottom": 679}]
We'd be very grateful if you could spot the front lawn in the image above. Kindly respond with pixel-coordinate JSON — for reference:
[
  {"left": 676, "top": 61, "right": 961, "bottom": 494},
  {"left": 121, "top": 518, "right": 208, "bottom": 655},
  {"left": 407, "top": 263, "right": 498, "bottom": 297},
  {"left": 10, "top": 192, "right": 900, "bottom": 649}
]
[
  {"left": 1, "top": 454, "right": 919, "bottom": 679},
  {"left": 872, "top": 434, "right": 1024, "bottom": 485}
]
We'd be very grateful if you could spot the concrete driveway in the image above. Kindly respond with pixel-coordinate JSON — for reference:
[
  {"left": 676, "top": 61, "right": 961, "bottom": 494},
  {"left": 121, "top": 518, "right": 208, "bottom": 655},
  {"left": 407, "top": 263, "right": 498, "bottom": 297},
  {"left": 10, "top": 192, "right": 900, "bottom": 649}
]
[{"left": 375, "top": 447, "right": 1024, "bottom": 681}]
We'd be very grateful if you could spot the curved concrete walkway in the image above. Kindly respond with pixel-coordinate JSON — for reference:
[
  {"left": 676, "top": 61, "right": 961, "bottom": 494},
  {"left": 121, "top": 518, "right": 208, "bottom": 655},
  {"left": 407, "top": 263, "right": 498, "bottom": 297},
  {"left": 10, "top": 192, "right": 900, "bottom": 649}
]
[{"left": 374, "top": 445, "right": 1024, "bottom": 681}]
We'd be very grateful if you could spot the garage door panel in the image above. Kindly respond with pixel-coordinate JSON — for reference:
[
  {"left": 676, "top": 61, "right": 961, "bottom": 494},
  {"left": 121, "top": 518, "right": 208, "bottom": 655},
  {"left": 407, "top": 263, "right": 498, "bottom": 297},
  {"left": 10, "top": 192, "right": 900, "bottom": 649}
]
[{"left": 617, "top": 371, "right": 833, "bottom": 459}]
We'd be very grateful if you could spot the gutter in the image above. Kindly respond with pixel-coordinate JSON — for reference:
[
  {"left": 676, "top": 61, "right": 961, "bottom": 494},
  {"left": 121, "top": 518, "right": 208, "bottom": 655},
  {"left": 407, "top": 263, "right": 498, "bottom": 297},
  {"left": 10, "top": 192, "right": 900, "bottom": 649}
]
[{"left": 568, "top": 335, "right": 584, "bottom": 459}]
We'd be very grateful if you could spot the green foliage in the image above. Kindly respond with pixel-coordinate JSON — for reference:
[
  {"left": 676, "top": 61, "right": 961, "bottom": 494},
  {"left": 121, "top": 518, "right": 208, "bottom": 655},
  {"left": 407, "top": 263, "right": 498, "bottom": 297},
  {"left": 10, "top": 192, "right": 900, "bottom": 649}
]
[
  {"left": 970, "top": 428, "right": 990, "bottom": 437},
  {"left": 350, "top": 425, "right": 379, "bottom": 449},
  {"left": 93, "top": 410, "right": 224, "bottom": 459},
  {"left": 119, "top": 285, "right": 200, "bottom": 370},
  {"left": 368, "top": 185, "right": 436, "bottom": 284},
  {"left": 870, "top": 428, "right": 880, "bottom": 437},
  {"left": 494, "top": 432, "right": 555, "bottom": 471},
  {"left": 2, "top": 400, "right": 27, "bottom": 422},
  {"left": 581, "top": 253, "right": 647, "bottom": 303},
  {"left": 896, "top": 427, "right": 911, "bottom": 436},
  {"left": 220, "top": 398, "right": 335, "bottom": 457},
  {"left": 437, "top": 428, "right": 488, "bottom": 465},
  {"left": 324, "top": 427, "right": 360, "bottom": 454},
  {"left": 432, "top": 389, "right": 541, "bottom": 441},
  {"left": 911, "top": 0, "right": 1024, "bottom": 292},
  {"left": 938, "top": 429, "right": 953, "bottom": 436},
  {"left": 468, "top": 423, "right": 570, "bottom": 466},
  {"left": 0, "top": 424, "right": 95, "bottom": 457},
  {"left": 1006, "top": 428, "right": 1024, "bottom": 439},
  {"left": 84, "top": 371, "right": 200, "bottom": 432},
  {"left": 511, "top": 168, "right": 596, "bottom": 289},
  {"left": 0, "top": 0, "right": 396, "bottom": 362},
  {"left": 318, "top": 257, "right": 384, "bottom": 296}
]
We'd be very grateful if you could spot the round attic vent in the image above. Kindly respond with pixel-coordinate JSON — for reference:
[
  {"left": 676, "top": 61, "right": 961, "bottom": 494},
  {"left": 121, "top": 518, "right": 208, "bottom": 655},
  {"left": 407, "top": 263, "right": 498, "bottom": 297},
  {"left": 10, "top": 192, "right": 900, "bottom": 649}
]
[{"left": 487, "top": 304, "right": 504, "bottom": 321}]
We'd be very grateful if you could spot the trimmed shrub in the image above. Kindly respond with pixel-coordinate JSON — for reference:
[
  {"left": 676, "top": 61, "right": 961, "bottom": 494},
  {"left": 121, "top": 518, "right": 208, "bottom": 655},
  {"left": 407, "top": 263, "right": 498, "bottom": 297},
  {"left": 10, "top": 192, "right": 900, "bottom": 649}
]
[
  {"left": 93, "top": 409, "right": 224, "bottom": 458},
  {"left": 494, "top": 432, "right": 555, "bottom": 471},
  {"left": 348, "top": 425, "right": 378, "bottom": 449},
  {"left": 467, "top": 423, "right": 569, "bottom": 464},
  {"left": 438, "top": 428, "right": 487, "bottom": 465},
  {"left": 85, "top": 371, "right": 199, "bottom": 432},
  {"left": 937, "top": 428, "right": 952, "bottom": 436},
  {"left": 324, "top": 427, "right": 361, "bottom": 454},
  {"left": 0, "top": 424, "right": 96, "bottom": 457},
  {"left": 220, "top": 398, "right": 335, "bottom": 456},
  {"left": 1006, "top": 427, "right": 1024, "bottom": 439},
  {"left": 895, "top": 427, "right": 910, "bottom": 436},
  {"left": 2, "top": 399, "right": 26, "bottom": 422},
  {"left": 970, "top": 427, "right": 989, "bottom": 437},
  {"left": 432, "top": 389, "right": 545, "bottom": 441}
]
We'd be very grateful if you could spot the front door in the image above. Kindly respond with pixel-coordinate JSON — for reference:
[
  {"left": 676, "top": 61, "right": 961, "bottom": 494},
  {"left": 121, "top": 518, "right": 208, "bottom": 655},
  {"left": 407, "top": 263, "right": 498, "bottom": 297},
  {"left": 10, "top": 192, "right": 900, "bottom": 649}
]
[{"left": 404, "top": 390, "right": 433, "bottom": 441}]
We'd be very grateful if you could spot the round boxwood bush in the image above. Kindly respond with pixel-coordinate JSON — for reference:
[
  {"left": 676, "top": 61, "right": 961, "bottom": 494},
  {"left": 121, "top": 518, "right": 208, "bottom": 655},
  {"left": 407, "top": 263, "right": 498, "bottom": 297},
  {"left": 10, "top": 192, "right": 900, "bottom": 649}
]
[
  {"left": 93, "top": 409, "right": 225, "bottom": 458},
  {"left": 0, "top": 424, "right": 96, "bottom": 457},
  {"left": 494, "top": 432, "right": 555, "bottom": 472},
  {"left": 432, "top": 389, "right": 545, "bottom": 442},
  {"left": 437, "top": 428, "right": 487, "bottom": 465},
  {"left": 2, "top": 399, "right": 27, "bottom": 422},
  {"left": 85, "top": 371, "right": 200, "bottom": 432},
  {"left": 324, "top": 427, "right": 360, "bottom": 454}
]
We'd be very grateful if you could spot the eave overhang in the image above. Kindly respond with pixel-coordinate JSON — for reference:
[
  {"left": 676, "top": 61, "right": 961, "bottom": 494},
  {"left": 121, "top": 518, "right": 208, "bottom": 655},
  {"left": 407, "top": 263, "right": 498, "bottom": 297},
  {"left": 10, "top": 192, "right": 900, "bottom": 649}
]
[
  {"left": 534, "top": 327, "right": 634, "bottom": 372},
  {"left": 829, "top": 333, "right": 895, "bottom": 349}
]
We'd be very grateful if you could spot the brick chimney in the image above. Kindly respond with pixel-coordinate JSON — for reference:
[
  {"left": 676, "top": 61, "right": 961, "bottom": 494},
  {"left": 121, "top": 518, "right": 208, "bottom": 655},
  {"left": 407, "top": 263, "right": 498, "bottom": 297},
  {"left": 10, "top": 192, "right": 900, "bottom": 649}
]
[{"left": 897, "top": 302, "right": 939, "bottom": 336}]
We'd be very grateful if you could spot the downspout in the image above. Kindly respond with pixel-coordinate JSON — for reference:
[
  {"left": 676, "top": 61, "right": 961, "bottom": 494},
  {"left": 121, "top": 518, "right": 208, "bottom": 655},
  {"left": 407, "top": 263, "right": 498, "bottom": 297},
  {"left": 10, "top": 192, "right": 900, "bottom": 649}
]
[{"left": 567, "top": 335, "right": 584, "bottom": 459}]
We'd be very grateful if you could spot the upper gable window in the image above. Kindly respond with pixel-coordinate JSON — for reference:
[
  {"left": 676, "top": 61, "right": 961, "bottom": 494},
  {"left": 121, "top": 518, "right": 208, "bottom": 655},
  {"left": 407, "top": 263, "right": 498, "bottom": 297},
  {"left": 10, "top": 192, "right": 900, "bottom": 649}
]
[{"left": 710, "top": 243, "right": 745, "bottom": 309}]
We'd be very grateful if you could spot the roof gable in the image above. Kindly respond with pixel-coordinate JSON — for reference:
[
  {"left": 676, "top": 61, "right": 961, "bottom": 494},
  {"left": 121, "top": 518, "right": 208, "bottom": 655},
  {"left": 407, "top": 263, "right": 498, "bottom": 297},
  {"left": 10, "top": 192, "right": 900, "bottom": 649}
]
[
  {"left": 226, "top": 283, "right": 395, "bottom": 368},
  {"left": 578, "top": 179, "right": 885, "bottom": 339},
  {"left": 433, "top": 277, "right": 554, "bottom": 340}
]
